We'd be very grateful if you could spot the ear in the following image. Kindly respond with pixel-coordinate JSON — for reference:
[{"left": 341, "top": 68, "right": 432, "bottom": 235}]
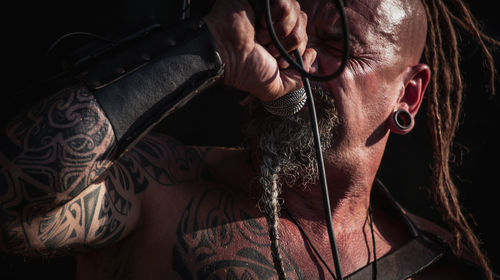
[
  {"left": 399, "top": 63, "right": 430, "bottom": 116},
  {"left": 389, "top": 63, "right": 430, "bottom": 134}
]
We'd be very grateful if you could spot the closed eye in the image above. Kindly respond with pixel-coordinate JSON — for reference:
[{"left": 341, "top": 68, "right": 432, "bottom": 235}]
[{"left": 324, "top": 41, "right": 345, "bottom": 56}]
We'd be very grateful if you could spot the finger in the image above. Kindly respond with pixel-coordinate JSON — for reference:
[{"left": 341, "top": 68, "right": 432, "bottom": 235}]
[
  {"left": 266, "top": 43, "right": 281, "bottom": 58},
  {"left": 273, "top": 31, "right": 311, "bottom": 71},
  {"left": 263, "top": 11, "right": 307, "bottom": 57},
  {"left": 277, "top": 56, "right": 290, "bottom": 69},
  {"left": 270, "top": 0, "right": 301, "bottom": 39},
  {"left": 301, "top": 48, "right": 317, "bottom": 72},
  {"left": 256, "top": 25, "right": 271, "bottom": 46},
  {"left": 279, "top": 48, "right": 317, "bottom": 91},
  {"left": 277, "top": 46, "right": 315, "bottom": 71},
  {"left": 268, "top": 0, "right": 294, "bottom": 21},
  {"left": 277, "top": 12, "right": 308, "bottom": 54}
]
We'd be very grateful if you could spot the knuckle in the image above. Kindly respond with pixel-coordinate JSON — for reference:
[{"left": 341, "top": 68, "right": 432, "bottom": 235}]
[
  {"left": 282, "top": 32, "right": 301, "bottom": 50},
  {"left": 297, "top": 34, "right": 308, "bottom": 49},
  {"left": 276, "top": 23, "right": 291, "bottom": 38},
  {"left": 275, "top": 27, "right": 285, "bottom": 38},
  {"left": 289, "top": 31, "right": 301, "bottom": 45},
  {"left": 300, "top": 11, "right": 308, "bottom": 22},
  {"left": 278, "top": 0, "right": 292, "bottom": 14}
]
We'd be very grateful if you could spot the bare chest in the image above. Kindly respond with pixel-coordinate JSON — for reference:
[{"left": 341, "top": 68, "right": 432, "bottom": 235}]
[
  {"left": 77, "top": 187, "right": 330, "bottom": 280},
  {"left": 153, "top": 187, "right": 320, "bottom": 279},
  {"left": 170, "top": 189, "right": 317, "bottom": 280}
]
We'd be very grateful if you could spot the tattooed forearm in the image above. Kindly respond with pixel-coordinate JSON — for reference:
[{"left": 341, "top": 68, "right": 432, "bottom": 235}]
[
  {"left": 22, "top": 183, "right": 131, "bottom": 252},
  {"left": 0, "top": 86, "right": 117, "bottom": 253}
]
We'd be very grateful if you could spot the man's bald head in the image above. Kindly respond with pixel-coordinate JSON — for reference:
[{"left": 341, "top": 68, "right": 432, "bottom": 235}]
[
  {"left": 389, "top": 0, "right": 428, "bottom": 65},
  {"left": 349, "top": 0, "right": 428, "bottom": 67}
]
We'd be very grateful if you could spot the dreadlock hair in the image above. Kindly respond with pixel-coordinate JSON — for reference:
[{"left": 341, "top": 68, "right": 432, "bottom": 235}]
[{"left": 420, "top": 0, "right": 498, "bottom": 279}]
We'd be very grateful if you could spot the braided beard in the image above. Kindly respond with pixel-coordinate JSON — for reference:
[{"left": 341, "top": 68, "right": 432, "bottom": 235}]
[
  {"left": 244, "top": 86, "right": 341, "bottom": 191},
  {"left": 243, "top": 86, "right": 341, "bottom": 277}
]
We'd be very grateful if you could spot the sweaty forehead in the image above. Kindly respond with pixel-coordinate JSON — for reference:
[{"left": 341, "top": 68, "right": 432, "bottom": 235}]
[{"left": 304, "top": 0, "right": 412, "bottom": 59}]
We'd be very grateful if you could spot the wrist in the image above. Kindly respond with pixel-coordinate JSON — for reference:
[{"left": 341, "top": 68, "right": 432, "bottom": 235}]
[
  {"left": 83, "top": 17, "right": 224, "bottom": 155},
  {"left": 203, "top": 15, "right": 229, "bottom": 85}
]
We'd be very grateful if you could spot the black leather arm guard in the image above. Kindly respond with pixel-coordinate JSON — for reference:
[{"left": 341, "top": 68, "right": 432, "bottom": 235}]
[{"left": 81, "top": 17, "right": 224, "bottom": 155}]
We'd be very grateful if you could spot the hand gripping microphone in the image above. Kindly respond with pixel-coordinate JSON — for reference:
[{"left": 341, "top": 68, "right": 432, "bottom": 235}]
[{"left": 248, "top": 1, "right": 350, "bottom": 280}]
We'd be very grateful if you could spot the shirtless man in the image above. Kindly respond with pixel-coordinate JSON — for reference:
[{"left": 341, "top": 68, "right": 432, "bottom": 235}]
[{"left": 0, "top": 0, "right": 497, "bottom": 279}]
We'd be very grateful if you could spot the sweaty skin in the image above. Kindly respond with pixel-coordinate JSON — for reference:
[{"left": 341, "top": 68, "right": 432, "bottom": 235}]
[
  {"left": 0, "top": 0, "right": 477, "bottom": 279},
  {"left": 77, "top": 0, "right": 432, "bottom": 278}
]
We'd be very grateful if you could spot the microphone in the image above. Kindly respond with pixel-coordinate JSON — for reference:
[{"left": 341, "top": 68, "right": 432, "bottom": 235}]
[{"left": 261, "top": 88, "right": 307, "bottom": 116}]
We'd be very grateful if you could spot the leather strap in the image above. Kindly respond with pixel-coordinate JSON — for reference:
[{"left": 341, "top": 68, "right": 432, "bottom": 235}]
[
  {"left": 85, "top": 17, "right": 224, "bottom": 155},
  {"left": 345, "top": 236, "right": 446, "bottom": 280},
  {"left": 357, "top": 179, "right": 491, "bottom": 279},
  {"left": 342, "top": 179, "right": 448, "bottom": 280}
]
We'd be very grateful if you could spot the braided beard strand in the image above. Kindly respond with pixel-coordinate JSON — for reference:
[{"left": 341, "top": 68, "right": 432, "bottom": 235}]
[{"left": 243, "top": 87, "right": 341, "bottom": 278}]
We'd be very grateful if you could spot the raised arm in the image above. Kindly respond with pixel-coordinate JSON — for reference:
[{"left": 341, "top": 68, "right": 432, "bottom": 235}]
[
  {"left": 0, "top": 0, "right": 310, "bottom": 256},
  {"left": 0, "top": 17, "right": 223, "bottom": 255}
]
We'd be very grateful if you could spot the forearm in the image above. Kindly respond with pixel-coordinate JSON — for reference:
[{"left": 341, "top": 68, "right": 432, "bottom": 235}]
[
  {"left": 85, "top": 17, "right": 223, "bottom": 154},
  {"left": 0, "top": 17, "right": 223, "bottom": 254}
]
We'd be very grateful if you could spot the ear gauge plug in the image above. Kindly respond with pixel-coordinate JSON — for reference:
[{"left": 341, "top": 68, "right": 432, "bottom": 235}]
[{"left": 391, "top": 109, "right": 413, "bottom": 134}]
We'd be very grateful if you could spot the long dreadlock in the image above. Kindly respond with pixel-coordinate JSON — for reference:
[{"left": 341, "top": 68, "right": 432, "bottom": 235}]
[{"left": 421, "top": 1, "right": 498, "bottom": 279}]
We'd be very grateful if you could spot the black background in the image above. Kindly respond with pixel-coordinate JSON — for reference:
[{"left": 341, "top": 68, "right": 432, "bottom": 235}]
[{"left": 2, "top": 0, "right": 499, "bottom": 279}]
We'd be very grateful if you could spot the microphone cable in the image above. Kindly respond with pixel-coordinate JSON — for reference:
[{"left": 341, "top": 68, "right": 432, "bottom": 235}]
[{"left": 261, "top": 0, "right": 350, "bottom": 279}]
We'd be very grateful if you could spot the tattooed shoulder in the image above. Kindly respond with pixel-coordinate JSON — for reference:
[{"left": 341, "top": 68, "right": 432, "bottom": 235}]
[
  {"left": 111, "top": 133, "right": 213, "bottom": 194},
  {"left": 0, "top": 86, "right": 118, "bottom": 254}
]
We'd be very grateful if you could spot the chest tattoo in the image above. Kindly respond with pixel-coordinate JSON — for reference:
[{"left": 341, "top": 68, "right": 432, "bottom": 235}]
[{"left": 173, "top": 188, "right": 304, "bottom": 280}]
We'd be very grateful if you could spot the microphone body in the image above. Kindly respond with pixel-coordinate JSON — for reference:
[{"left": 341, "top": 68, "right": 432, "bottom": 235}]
[{"left": 261, "top": 88, "right": 307, "bottom": 117}]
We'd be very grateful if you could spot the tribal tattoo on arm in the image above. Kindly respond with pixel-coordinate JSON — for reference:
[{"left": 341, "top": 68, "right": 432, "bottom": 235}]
[
  {"left": 0, "top": 87, "right": 206, "bottom": 255},
  {"left": 0, "top": 86, "right": 117, "bottom": 254}
]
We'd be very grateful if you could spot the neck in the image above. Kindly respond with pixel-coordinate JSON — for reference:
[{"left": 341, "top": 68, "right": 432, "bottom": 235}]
[
  {"left": 281, "top": 173, "right": 381, "bottom": 276},
  {"left": 282, "top": 174, "right": 373, "bottom": 235},
  {"left": 248, "top": 146, "right": 375, "bottom": 229}
]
